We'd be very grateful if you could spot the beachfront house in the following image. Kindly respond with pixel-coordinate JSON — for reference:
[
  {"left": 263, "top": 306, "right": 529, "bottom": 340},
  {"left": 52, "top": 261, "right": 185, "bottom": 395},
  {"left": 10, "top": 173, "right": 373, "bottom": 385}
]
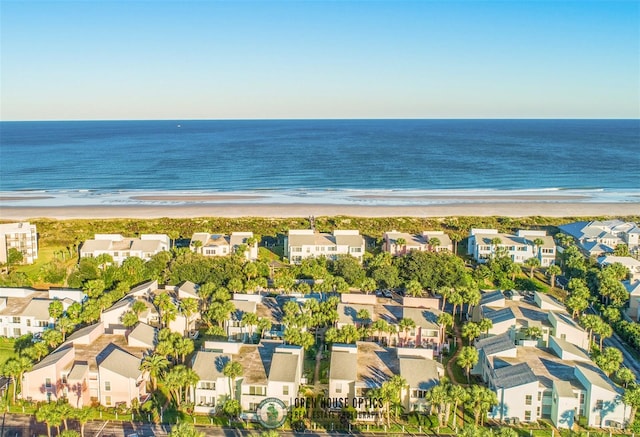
[
  {"left": 80, "top": 234, "right": 170, "bottom": 265},
  {"left": 0, "top": 222, "right": 38, "bottom": 265},
  {"left": 559, "top": 220, "right": 640, "bottom": 256},
  {"left": 190, "top": 232, "right": 258, "bottom": 261},
  {"left": 284, "top": 230, "right": 365, "bottom": 264},
  {"left": 382, "top": 230, "right": 452, "bottom": 255},
  {"left": 468, "top": 229, "right": 556, "bottom": 266}
]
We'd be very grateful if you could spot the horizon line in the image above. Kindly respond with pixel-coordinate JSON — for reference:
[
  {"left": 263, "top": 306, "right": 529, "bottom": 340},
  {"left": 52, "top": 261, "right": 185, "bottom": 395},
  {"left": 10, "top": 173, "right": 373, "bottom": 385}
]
[{"left": 2, "top": 117, "right": 639, "bottom": 123}]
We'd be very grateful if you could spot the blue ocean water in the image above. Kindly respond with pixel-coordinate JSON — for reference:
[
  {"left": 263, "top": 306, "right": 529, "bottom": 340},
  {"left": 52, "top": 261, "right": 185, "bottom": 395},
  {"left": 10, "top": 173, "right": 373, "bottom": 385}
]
[{"left": 0, "top": 119, "right": 639, "bottom": 206}]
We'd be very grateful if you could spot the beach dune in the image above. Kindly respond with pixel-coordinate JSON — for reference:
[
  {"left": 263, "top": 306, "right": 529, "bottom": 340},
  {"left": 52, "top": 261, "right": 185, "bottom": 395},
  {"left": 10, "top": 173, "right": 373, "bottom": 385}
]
[{"left": 1, "top": 202, "right": 639, "bottom": 220}]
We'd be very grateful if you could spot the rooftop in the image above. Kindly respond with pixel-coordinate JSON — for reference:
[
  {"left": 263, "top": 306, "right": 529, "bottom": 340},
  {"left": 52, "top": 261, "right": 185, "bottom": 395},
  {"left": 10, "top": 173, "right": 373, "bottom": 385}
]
[{"left": 356, "top": 341, "right": 399, "bottom": 389}]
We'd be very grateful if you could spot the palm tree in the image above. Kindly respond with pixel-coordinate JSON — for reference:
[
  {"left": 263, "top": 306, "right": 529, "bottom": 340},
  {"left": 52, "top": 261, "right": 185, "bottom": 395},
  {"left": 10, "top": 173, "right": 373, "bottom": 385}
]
[
  {"left": 191, "top": 240, "right": 203, "bottom": 255},
  {"left": 429, "top": 237, "right": 441, "bottom": 252},
  {"left": 448, "top": 384, "right": 469, "bottom": 429},
  {"left": 140, "top": 354, "right": 169, "bottom": 391},
  {"left": 241, "top": 312, "right": 259, "bottom": 342},
  {"left": 465, "top": 385, "right": 498, "bottom": 426},
  {"left": 57, "top": 317, "right": 76, "bottom": 341},
  {"left": 449, "top": 290, "right": 464, "bottom": 318},
  {"left": 35, "top": 402, "right": 63, "bottom": 437},
  {"left": 57, "top": 401, "right": 73, "bottom": 431},
  {"left": 461, "top": 321, "right": 481, "bottom": 345},
  {"left": 546, "top": 264, "right": 561, "bottom": 288},
  {"left": 405, "top": 280, "right": 423, "bottom": 297},
  {"left": 398, "top": 318, "right": 415, "bottom": 346},
  {"left": 395, "top": 237, "right": 407, "bottom": 255},
  {"left": 490, "top": 237, "right": 502, "bottom": 258},
  {"left": 622, "top": 385, "right": 640, "bottom": 429},
  {"left": 356, "top": 308, "right": 371, "bottom": 327},
  {"left": 532, "top": 238, "right": 545, "bottom": 258},
  {"left": 169, "top": 422, "right": 205, "bottom": 437},
  {"left": 371, "top": 319, "right": 389, "bottom": 344},
  {"left": 71, "top": 406, "right": 95, "bottom": 437},
  {"left": 437, "top": 312, "right": 453, "bottom": 345},
  {"left": 174, "top": 337, "right": 195, "bottom": 364},
  {"left": 524, "top": 257, "right": 540, "bottom": 279},
  {"left": 457, "top": 346, "right": 479, "bottom": 383},
  {"left": 223, "top": 361, "right": 243, "bottom": 400},
  {"left": 256, "top": 317, "right": 272, "bottom": 339},
  {"left": 179, "top": 297, "right": 199, "bottom": 335},
  {"left": 478, "top": 318, "right": 493, "bottom": 338},
  {"left": 2, "top": 356, "right": 32, "bottom": 403}
]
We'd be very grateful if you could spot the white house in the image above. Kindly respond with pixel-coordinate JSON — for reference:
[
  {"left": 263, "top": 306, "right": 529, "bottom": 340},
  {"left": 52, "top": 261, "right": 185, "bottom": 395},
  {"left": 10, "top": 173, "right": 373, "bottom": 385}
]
[
  {"left": 624, "top": 280, "right": 640, "bottom": 320},
  {"left": 468, "top": 229, "right": 556, "bottom": 266},
  {"left": 382, "top": 230, "right": 452, "bottom": 255},
  {"left": 80, "top": 234, "right": 169, "bottom": 265},
  {"left": 190, "top": 232, "right": 258, "bottom": 261},
  {"left": 598, "top": 256, "right": 640, "bottom": 280},
  {"left": 285, "top": 230, "right": 365, "bottom": 264},
  {"left": 190, "top": 350, "right": 232, "bottom": 414}
]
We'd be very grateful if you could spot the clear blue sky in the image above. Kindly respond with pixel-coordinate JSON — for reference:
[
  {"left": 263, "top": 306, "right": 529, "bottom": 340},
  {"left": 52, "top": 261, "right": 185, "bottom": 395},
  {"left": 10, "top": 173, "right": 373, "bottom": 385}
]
[{"left": 1, "top": 0, "right": 638, "bottom": 120}]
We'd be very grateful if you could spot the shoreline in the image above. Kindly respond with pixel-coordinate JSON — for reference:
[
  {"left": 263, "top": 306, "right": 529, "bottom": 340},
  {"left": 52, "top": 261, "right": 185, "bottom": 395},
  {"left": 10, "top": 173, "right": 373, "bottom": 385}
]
[{"left": 1, "top": 202, "right": 639, "bottom": 219}]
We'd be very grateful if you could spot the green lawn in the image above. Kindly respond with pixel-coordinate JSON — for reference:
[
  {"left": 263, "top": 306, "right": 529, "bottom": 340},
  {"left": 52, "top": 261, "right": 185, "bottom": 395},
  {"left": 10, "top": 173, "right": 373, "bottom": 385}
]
[{"left": 0, "top": 338, "right": 17, "bottom": 367}]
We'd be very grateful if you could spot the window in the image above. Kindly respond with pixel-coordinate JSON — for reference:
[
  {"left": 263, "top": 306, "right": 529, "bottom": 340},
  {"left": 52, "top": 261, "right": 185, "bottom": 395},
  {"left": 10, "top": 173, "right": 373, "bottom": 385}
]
[
  {"left": 200, "top": 382, "right": 215, "bottom": 390},
  {"left": 12, "top": 317, "right": 20, "bottom": 324},
  {"left": 525, "top": 395, "right": 532, "bottom": 405},
  {"left": 249, "top": 402, "right": 259, "bottom": 411},
  {"left": 335, "top": 383, "right": 342, "bottom": 394},
  {"left": 524, "top": 411, "right": 531, "bottom": 421},
  {"left": 249, "top": 386, "right": 265, "bottom": 396},
  {"left": 45, "top": 378, "right": 52, "bottom": 388},
  {"left": 26, "top": 319, "right": 31, "bottom": 327},
  {"left": 537, "top": 392, "right": 542, "bottom": 401},
  {"left": 105, "top": 396, "right": 112, "bottom": 406},
  {"left": 199, "top": 396, "right": 207, "bottom": 405},
  {"left": 283, "top": 386, "right": 289, "bottom": 396},
  {"left": 579, "top": 393, "right": 585, "bottom": 405},
  {"left": 596, "top": 400, "right": 604, "bottom": 410},
  {"left": 13, "top": 328, "right": 21, "bottom": 336},
  {"left": 537, "top": 406, "right": 541, "bottom": 416},
  {"left": 104, "top": 381, "right": 111, "bottom": 391},
  {"left": 350, "top": 247, "right": 362, "bottom": 253}
]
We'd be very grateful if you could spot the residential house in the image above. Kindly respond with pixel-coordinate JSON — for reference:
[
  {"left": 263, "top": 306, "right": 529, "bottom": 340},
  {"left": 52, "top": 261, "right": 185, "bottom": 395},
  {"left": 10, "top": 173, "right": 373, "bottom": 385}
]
[
  {"left": 100, "top": 296, "right": 158, "bottom": 332},
  {"left": 127, "top": 322, "right": 158, "bottom": 350},
  {"left": 399, "top": 306, "right": 442, "bottom": 351},
  {"left": 468, "top": 229, "right": 556, "bottom": 266},
  {"left": 559, "top": 220, "right": 640, "bottom": 256},
  {"left": 22, "top": 323, "right": 149, "bottom": 408},
  {"left": 190, "top": 350, "right": 232, "bottom": 414},
  {"left": 0, "top": 222, "right": 38, "bottom": 264},
  {"left": 80, "top": 234, "right": 169, "bottom": 265},
  {"left": 382, "top": 230, "right": 452, "bottom": 255},
  {"left": 597, "top": 256, "right": 640, "bottom": 280},
  {"left": 284, "top": 230, "right": 365, "bottom": 264},
  {"left": 190, "top": 232, "right": 258, "bottom": 261},
  {"left": 398, "top": 355, "right": 444, "bottom": 413},
  {"left": 547, "top": 311, "right": 589, "bottom": 350},
  {"left": 0, "top": 293, "right": 72, "bottom": 338},
  {"left": 226, "top": 299, "right": 258, "bottom": 342},
  {"left": 624, "top": 280, "right": 640, "bottom": 320}
]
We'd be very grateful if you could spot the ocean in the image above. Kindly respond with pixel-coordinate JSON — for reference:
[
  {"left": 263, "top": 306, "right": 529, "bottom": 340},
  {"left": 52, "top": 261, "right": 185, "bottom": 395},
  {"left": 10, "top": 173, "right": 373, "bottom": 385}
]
[{"left": 0, "top": 119, "right": 639, "bottom": 207}]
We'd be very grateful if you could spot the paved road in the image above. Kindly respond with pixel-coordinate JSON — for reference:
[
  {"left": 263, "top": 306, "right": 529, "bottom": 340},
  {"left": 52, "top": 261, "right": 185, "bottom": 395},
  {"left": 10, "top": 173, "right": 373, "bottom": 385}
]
[
  {"left": 0, "top": 414, "right": 421, "bottom": 437},
  {"left": 587, "top": 306, "right": 640, "bottom": 380}
]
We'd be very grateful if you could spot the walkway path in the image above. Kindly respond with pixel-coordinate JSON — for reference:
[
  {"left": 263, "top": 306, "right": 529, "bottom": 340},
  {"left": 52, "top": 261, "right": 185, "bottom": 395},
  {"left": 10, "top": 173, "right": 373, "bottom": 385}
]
[{"left": 445, "top": 322, "right": 468, "bottom": 387}]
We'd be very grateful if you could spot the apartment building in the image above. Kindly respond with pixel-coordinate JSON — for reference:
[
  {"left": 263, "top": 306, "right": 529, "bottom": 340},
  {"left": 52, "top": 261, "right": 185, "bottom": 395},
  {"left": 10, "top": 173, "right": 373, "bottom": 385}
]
[
  {"left": 0, "top": 222, "right": 38, "bottom": 264},
  {"left": 22, "top": 323, "right": 148, "bottom": 408},
  {"left": 80, "top": 234, "right": 170, "bottom": 265},
  {"left": 468, "top": 229, "right": 556, "bottom": 266},
  {"left": 559, "top": 220, "right": 640, "bottom": 255},
  {"left": 284, "top": 230, "right": 365, "bottom": 264}
]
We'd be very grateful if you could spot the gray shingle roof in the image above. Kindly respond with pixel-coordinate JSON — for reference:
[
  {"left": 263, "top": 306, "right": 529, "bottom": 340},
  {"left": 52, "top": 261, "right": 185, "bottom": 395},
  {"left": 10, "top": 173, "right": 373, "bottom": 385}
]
[
  {"left": 98, "top": 346, "right": 142, "bottom": 379},
  {"left": 493, "top": 362, "right": 537, "bottom": 389},
  {"left": 22, "top": 299, "right": 53, "bottom": 320},
  {"left": 31, "top": 344, "right": 74, "bottom": 371},
  {"left": 330, "top": 347, "right": 358, "bottom": 381},
  {"left": 401, "top": 307, "right": 440, "bottom": 329},
  {"left": 192, "top": 351, "right": 230, "bottom": 381},
  {"left": 475, "top": 333, "right": 515, "bottom": 356},
  {"left": 480, "top": 290, "right": 505, "bottom": 307},
  {"left": 484, "top": 307, "right": 516, "bottom": 325},
  {"left": 128, "top": 323, "right": 157, "bottom": 348},
  {"left": 400, "top": 357, "right": 442, "bottom": 390},
  {"left": 268, "top": 353, "right": 300, "bottom": 383}
]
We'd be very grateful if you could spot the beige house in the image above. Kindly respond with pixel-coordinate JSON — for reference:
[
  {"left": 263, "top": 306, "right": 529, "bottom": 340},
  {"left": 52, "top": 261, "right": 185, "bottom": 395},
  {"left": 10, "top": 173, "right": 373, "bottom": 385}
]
[
  {"left": 285, "top": 230, "right": 365, "bottom": 264},
  {"left": 22, "top": 323, "right": 148, "bottom": 408},
  {"left": 383, "top": 230, "right": 452, "bottom": 255},
  {"left": 0, "top": 222, "right": 38, "bottom": 264},
  {"left": 190, "top": 232, "right": 258, "bottom": 261},
  {"left": 80, "top": 234, "right": 169, "bottom": 265}
]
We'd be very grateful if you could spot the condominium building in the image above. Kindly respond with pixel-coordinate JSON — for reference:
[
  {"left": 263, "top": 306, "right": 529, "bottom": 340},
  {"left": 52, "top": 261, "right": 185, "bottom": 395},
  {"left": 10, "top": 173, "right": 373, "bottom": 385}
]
[
  {"left": 0, "top": 222, "right": 38, "bottom": 264},
  {"left": 80, "top": 234, "right": 170, "bottom": 265},
  {"left": 284, "top": 230, "right": 365, "bottom": 264},
  {"left": 468, "top": 229, "right": 556, "bottom": 266},
  {"left": 382, "top": 230, "right": 452, "bottom": 255}
]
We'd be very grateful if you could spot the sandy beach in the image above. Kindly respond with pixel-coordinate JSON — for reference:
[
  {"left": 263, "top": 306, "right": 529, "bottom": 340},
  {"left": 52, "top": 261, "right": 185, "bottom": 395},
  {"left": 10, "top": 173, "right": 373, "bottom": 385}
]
[{"left": 1, "top": 202, "right": 639, "bottom": 220}]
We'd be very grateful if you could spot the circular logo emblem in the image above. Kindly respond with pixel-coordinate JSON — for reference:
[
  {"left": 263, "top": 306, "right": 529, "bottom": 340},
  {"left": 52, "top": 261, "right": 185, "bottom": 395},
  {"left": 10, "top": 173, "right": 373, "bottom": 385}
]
[{"left": 256, "top": 397, "right": 288, "bottom": 429}]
